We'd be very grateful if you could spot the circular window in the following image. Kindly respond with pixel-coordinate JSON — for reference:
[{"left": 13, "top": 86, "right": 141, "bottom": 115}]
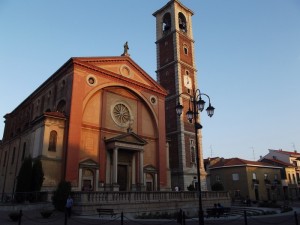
[
  {"left": 88, "top": 77, "right": 95, "bottom": 84},
  {"left": 150, "top": 96, "right": 157, "bottom": 105},
  {"left": 86, "top": 75, "right": 97, "bottom": 86},
  {"left": 112, "top": 103, "right": 131, "bottom": 127},
  {"left": 120, "top": 65, "right": 132, "bottom": 78}
]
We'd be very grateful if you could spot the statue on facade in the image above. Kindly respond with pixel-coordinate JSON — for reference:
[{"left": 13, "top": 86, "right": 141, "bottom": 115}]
[{"left": 121, "top": 41, "right": 130, "bottom": 56}]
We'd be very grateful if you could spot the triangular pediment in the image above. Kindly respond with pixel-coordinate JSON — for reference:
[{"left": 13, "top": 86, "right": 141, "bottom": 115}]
[
  {"left": 72, "top": 56, "right": 167, "bottom": 95},
  {"left": 105, "top": 132, "right": 147, "bottom": 146},
  {"left": 79, "top": 159, "right": 99, "bottom": 168},
  {"left": 144, "top": 165, "right": 157, "bottom": 172}
]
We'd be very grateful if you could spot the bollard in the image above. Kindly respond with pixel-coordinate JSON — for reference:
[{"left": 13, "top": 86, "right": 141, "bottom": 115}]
[
  {"left": 64, "top": 210, "right": 68, "bottom": 225},
  {"left": 244, "top": 210, "right": 248, "bottom": 225},
  {"left": 18, "top": 210, "right": 22, "bottom": 225},
  {"left": 182, "top": 211, "right": 186, "bottom": 225},
  {"left": 121, "top": 212, "right": 124, "bottom": 225},
  {"left": 295, "top": 211, "right": 299, "bottom": 225},
  {"left": 177, "top": 209, "right": 183, "bottom": 224}
]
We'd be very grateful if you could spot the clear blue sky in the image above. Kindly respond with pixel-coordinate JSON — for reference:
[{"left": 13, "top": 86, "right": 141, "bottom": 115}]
[{"left": 0, "top": 0, "right": 299, "bottom": 161}]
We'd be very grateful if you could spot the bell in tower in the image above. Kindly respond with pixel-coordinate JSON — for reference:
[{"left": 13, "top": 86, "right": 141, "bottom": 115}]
[
  {"left": 178, "top": 12, "right": 187, "bottom": 32},
  {"left": 163, "top": 13, "right": 171, "bottom": 33}
]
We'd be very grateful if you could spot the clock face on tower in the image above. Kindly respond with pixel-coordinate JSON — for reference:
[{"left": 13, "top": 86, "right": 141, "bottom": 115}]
[{"left": 184, "top": 75, "right": 192, "bottom": 89}]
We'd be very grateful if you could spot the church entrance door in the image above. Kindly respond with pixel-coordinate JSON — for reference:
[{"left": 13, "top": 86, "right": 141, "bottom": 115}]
[{"left": 118, "top": 165, "right": 128, "bottom": 191}]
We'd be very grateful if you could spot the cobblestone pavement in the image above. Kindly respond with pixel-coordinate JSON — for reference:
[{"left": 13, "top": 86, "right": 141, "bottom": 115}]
[{"left": 0, "top": 205, "right": 300, "bottom": 225}]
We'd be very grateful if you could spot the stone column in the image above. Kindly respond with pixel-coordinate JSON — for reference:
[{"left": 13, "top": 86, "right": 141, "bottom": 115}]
[
  {"left": 139, "top": 151, "right": 144, "bottom": 190},
  {"left": 131, "top": 154, "right": 136, "bottom": 191},
  {"left": 78, "top": 168, "right": 82, "bottom": 191},
  {"left": 154, "top": 173, "right": 158, "bottom": 191},
  {"left": 95, "top": 169, "right": 99, "bottom": 191},
  {"left": 113, "top": 147, "right": 118, "bottom": 184}
]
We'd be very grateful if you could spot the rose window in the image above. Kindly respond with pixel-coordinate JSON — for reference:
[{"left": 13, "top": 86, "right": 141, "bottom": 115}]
[{"left": 113, "top": 103, "right": 130, "bottom": 125}]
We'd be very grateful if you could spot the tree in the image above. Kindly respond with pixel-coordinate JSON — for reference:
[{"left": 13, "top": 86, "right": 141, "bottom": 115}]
[
  {"left": 15, "top": 156, "right": 33, "bottom": 202},
  {"left": 15, "top": 156, "right": 45, "bottom": 202},
  {"left": 16, "top": 156, "right": 32, "bottom": 193},
  {"left": 31, "top": 158, "right": 44, "bottom": 191},
  {"left": 52, "top": 181, "right": 72, "bottom": 211}
]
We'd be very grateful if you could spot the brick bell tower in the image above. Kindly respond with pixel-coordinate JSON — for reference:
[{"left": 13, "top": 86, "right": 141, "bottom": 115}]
[{"left": 153, "top": 0, "right": 207, "bottom": 191}]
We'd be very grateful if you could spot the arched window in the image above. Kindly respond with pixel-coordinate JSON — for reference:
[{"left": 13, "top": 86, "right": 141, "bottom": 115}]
[
  {"left": 183, "top": 44, "right": 188, "bottom": 55},
  {"left": 163, "top": 13, "right": 171, "bottom": 33},
  {"left": 190, "top": 146, "right": 196, "bottom": 164},
  {"left": 48, "top": 130, "right": 57, "bottom": 152},
  {"left": 11, "top": 147, "right": 16, "bottom": 165},
  {"left": 3, "top": 151, "right": 7, "bottom": 167},
  {"left": 178, "top": 12, "right": 187, "bottom": 32},
  {"left": 56, "top": 100, "right": 66, "bottom": 113},
  {"left": 22, "top": 142, "right": 26, "bottom": 161}
]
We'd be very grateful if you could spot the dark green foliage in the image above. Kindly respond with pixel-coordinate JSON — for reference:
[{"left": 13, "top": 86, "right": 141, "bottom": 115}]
[
  {"left": 32, "top": 159, "right": 44, "bottom": 191},
  {"left": 15, "top": 156, "right": 45, "bottom": 202},
  {"left": 211, "top": 182, "right": 224, "bottom": 191},
  {"left": 52, "top": 181, "right": 71, "bottom": 211},
  {"left": 16, "top": 156, "right": 32, "bottom": 193},
  {"left": 15, "top": 156, "right": 33, "bottom": 202}
]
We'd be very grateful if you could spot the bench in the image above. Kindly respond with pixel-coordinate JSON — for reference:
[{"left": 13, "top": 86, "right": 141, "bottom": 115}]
[
  {"left": 96, "top": 208, "right": 115, "bottom": 217},
  {"left": 206, "top": 207, "right": 230, "bottom": 218}
]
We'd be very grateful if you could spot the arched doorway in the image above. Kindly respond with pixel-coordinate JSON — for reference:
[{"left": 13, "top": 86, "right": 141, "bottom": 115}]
[
  {"left": 79, "top": 159, "right": 99, "bottom": 191},
  {"left": 144, "top": 165, "right": 158, "bottom": 191},
  {"left": 82, "top": 169, "right": 94, "bottom": 191}
]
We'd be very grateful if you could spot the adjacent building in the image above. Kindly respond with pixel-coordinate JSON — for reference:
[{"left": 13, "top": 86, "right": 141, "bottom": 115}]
[
  {"left": 260, "top": 149, "right": 300, "bottom": 199},
  {"left": 206, "top": 157, "right": 283, "bottom": 203}
]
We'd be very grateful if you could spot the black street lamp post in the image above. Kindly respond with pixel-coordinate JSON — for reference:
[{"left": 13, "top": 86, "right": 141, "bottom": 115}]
[{"left": 175, "top": 89, "right": 215, "bottom": 225}]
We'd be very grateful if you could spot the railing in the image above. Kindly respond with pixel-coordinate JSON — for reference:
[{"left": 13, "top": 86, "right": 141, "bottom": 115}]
[
  {"left": 1, "top": 191, "right": 49, "bottom": 203},
  {"left": 72, "top": 191, "right": 230, "bottom": 204}
]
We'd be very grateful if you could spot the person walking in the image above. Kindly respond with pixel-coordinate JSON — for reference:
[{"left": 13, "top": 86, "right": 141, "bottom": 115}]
[{"left": 65, "top": 195, "right": 74, "bottom": 218}]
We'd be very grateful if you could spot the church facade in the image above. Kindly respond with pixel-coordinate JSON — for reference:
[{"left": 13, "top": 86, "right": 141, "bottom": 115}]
[
  {"left": 0, "top": 54, "right": 170, "bottom": 192},
  {"left": 0, "top": 0, "right": 207, "bottom": 193}
]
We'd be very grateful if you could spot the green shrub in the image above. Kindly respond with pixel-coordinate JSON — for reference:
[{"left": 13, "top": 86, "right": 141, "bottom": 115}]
[{"left": 52, "top": 181, "right": 72, "bottom": 211}]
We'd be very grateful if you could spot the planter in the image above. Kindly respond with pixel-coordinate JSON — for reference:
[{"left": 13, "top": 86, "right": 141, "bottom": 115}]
[
  {"left": 9, "top": 212, "right": 21, "bottom": 222},
  {"left": 40, "top": 210, "right": 53, "bottom": 218}
]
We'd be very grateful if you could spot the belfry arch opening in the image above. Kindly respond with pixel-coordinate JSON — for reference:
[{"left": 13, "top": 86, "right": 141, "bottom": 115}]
[
  {"left": 178, "top": 12, "right": 187, "bottom": 32},
  {"left": 163, "top": 13, "right": 171, "bottom": 33}
]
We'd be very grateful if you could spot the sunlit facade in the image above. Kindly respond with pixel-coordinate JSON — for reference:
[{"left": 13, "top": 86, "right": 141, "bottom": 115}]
[{"left": 0, "top": 56, "right": 171, "bottom": 193}]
